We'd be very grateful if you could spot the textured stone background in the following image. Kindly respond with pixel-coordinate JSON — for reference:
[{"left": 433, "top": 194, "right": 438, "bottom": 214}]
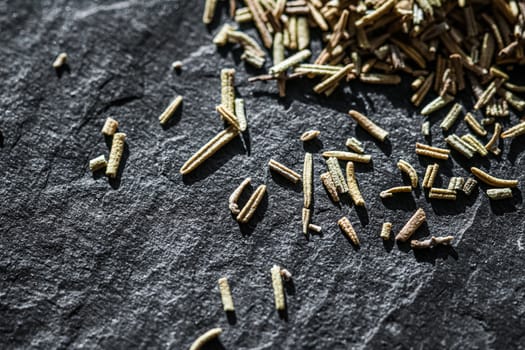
[{"left": 1, "top": 1, "right": 524, "bottom": 349}]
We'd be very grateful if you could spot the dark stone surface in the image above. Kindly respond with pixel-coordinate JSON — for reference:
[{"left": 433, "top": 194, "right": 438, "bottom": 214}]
[{"left": 0, "top": 1, "right": 524, "bottom": 349}]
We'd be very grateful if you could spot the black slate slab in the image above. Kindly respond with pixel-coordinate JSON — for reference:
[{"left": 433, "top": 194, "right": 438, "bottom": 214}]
[{"left": 0, "top": 1, "right": 524, "bottom": 349}]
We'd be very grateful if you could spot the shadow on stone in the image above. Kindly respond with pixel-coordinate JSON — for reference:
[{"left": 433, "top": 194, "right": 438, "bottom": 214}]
[
  {"left": 284, "top": 279, "right": 295, "bottom": 296},
  {"left": 355, "top": 205, "right": 369, "bottom": 226},
  {"left": 55, "top": 64, "right": 70, "bottom": 78},
  {"left": 226, "top": 311, "right": 236, "bottom": 325},
  {"left": 382, "top": 237, "right": 394, "bottom": 252},
  {"left": 413, "top": 245, "right": 459, "bottom": 265},
  {"left": 302, "top": 138, "right": 323, "bottom": 153},
  {"left": 508, "top": 134, "right": 525, "bottom": 165},
  {"left": 381, "top": 193, "right": 416, "bottom": 211},
  {"left": 269, "top": 170, "right": 302, "bottom": 193},
  {"left": 200, "top": 338, "right": 226, "bottom": 350}
]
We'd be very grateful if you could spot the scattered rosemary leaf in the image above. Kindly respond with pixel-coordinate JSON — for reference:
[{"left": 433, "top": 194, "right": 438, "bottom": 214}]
[
  {"left": 326, "top": 157, "right": 348, "bottom": 194},
  {"left": 411, "top": 236, "right": 454, "bottom": 249},
  {"left": 345, "top": 137, "right": 364, "bottom": 154},
  {"left": 202, "top": 0, "right": 218, "bottom": 24},
  {"left": 89, "top": 155, "right": 107, "bottom": 172},
  {"left": 270, "top": 265, "right": 286, "bottom": 311},
  {"left": 439, "top": 103, "right": 462, "bottom": 131},
  {"left": 229, "top": 177, "right": 251, "bottom": 215},
  {"left": 422, "top": 163, "right": 439, "bottom": 189},
  {"left": 300, "top": 130, "right": 320, "bottom": 141},
  {"left": 348, "top": 110, "right": 389, "bottom": 141},
  {"left": 337, "top": 216, "right": 360, "bottom": 246},
  {"left": 421, "top": 94, "right": 454, "bottom": 115},
  {"left": 322, "top": 150, "right": 371, "bottom": 163},
  {"left": 269, "top": 49, "right": 311, "bottom": 75},
  {"left": 302, "top": 207, "right": 311, "bottom": 235},
  {"left": 180, "top": 126, "right": 239, "bottom": 175},
  {"left": 346, "top": 162, "right": 365, "bottom": 206},
  {"left": 429, "top": 188, "right": 457, "bottom": 200},
  {"left": 106, "top": 132, "right": 126, "bottom": 178},
  {"left": 320, "top": 172, "right": 340, "bottom": 203},
  {"left": 486, "top": 188, "right": 513, "bottom": 200},
  {"left": 101, "top": 117, "right": 119, "bottom": 136},
  {"left": 380, "top": 186, "right": 412, "bottom": 199},
  {"left": 501, "top": 121, "right": 525, "bottom": 139},
  {"left": 397, "top": 160, "right": 418, "bottom": 188},
  {"left": 470, "top": 167, "right": 519, "bottom": 187},
  {"left": 445, "top": 134, "right": 475, "bottom": 159},
  {"left": 395, "top": 208, "right": 426, "bottom": 242},
  {"left": 380, "top": 222, "right": 392, "bottom": 240},
  {"left": 464, "top": 112, "right": 487, "bottom": 137},
  {"left": 269, "top": 159, "right": 301, "bottom": 183},
  {"left": 415, "top": 143, "right": 450, "bottom": 160},
  {"left": 52, "top": 52, "right": 68, "bottom": 69},
  {"left": 159, "top": 96, "right": 183, "bottom": 125},
  {"left": 220, "top": 68, "right": 236, "bottom": 115},
  {"left": 462, "top": 178, "right": 478, "bottom": 196},
  {"left": 303, "top": 152, "right": 313, "bottom": 208},
  {"left": 217, "top": 277, "right": 234, "bottom": 312},
  {"left": 234, "top": 98, "right": 248, "bottom": 132},
  {"left": 237, "top": 185, "right": 267, "bottom": 223}
]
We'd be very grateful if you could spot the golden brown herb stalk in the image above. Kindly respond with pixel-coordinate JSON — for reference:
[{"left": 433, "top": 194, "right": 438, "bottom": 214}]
[
  {"left": 415, "top": 143, "right": 450, "bottom": 160},
  {"left": 322, "top": 151, "right": 371, "bottom": 163},
  {"left": 89, "top": 155, "right": 107, "bottom": 172},
  {"left": 346, "top": 162, "right": 365, "bottom": 206},
  {"left": 303, "top": 152, "right": 313, "bottom": 208},
  {"left": 52, "top": 52, "right": 67, "bottom": 69},
  {"left": 501, "top": 121, "right": 525, "bottom": 139},
  {"left": 411, "top": 236, "right": 454, "bottom": 249},
  {"left": 440, "top": 103, "right": 463, "bottom": 131},
  {"left": 397, "top": 160, "right": 418, "bottom": 188},
  {"left": 486, "top": 188, "right": 513, "bottom": 200},
  {"left": 220, "top": 68, "right": 236, "bottom": 115},
  {"left": 106, "top": 132, "right": 126, "bottom": 178},
  {"left": 380, "top": 186, "right": 412, "bottom": 199},
  {"left": 464, "top": 113, "right": 487, "bottom": 137},
  {"left": 302, "top": 208, "right": 311, "bottom": 235},
  {"left": 237, "top": 185, "right": 267, "bottom": 223},
  {"left": 300, "top": 130, "right": 320, "bottom": 141},
  {"left": 269, "top": 159, "right": 301, "bottom": 183},
  {"left": 326, "top": 157, "right": 348, "bottom": 194},
  {"left": 270, "top": 265, "right": 285, "bottom": 310},
  {"left": 180, "top": 126, "right": 239, "bottom": 175},
  {"left": 337, "top": 217, "right": 360, "bottom": 246},
  {"left": 470, "top": 167, "right": 519, "bottom": 187},
  {"left": 313, "top": 64, "right": 353, "bottom": 94},
  {"left": 159, "top": 96, "right": 183, "bottom": 125},
  {"left": 101, "top": 117, "right": 119, "bottom": 136},
  {"left": 395, "top": 208, "right": 426, "bottom": 242},
  {"left": 380, "top": 222, "right": 392, "bottom": 240},
  {"left": 422, "top": 163, "right": 440, "bottom": 189},
  {"left": 216, "top": 105, "right": 241, "bottom": 130},
  {"left": 348, "top": 110, "right": 389, "bottom": 142},
  {"left": 320, "top": 172, "right": 340, "bottom": 203},
  {"left": 218, "top": 277, "right": 234, "bottom": 311},
  {"left": 229, "top": 177, "right": 251, "bottom": 215},
  {"left": 244, "top": 0, "right": 273, "bottom": 48},
  {"left": 429, "top": 188, "right": 457, "bottom": 200},
  {"left": 203, "top": 0, "right": 218, "bottom": 24}
]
